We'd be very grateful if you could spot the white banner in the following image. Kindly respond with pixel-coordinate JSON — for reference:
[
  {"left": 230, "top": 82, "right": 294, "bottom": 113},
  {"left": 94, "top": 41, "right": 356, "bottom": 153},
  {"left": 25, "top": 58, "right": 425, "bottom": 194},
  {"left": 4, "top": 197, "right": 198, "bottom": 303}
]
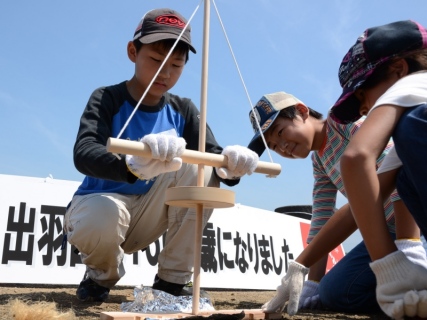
[{"left": 0, "top": 174, "right": 344, "bottom": 290}]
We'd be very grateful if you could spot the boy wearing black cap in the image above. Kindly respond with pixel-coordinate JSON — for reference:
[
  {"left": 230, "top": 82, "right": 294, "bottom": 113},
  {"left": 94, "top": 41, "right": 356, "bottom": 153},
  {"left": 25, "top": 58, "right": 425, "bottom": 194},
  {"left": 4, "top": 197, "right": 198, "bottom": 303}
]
[
  {"left": 247, "top": 92, "right": 410, "bottom": 315},
  {"left": 330, "top": 20, "right": 427, "bottom": 319},
  {"left": 64, "top": 8, "right": 258, "bottom": 302}
]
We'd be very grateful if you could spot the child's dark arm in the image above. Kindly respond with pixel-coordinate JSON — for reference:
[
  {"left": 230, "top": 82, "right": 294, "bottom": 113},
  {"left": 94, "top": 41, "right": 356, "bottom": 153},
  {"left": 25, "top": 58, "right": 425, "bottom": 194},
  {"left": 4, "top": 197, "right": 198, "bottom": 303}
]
[{"left": 73, "top": 87, "right": 136, "bottom": 183}]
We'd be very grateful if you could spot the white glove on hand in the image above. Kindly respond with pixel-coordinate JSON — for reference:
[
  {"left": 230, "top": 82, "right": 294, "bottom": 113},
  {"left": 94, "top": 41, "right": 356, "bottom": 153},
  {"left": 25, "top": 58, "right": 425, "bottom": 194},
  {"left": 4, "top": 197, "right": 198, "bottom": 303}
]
[
  {"left": 125, "top": 134, "right": 186, "bottom": 181},
  {"left": 215, "top": 145, "right": 259, "bottom": 179},
  {"left": 298, "top": 280, "right": 321, "bottom": 310},
  {"left": 395, "top": 239, "right": 427, "bottom": 269},
  {"left": 370, "top": 250, "right": 427, "bottom": 319},
  {"left": 262, "top": 261, "right": 309, "bottom": 315},
  {"left": 141, "top": 133, "right": 186, "bottom": 161}
]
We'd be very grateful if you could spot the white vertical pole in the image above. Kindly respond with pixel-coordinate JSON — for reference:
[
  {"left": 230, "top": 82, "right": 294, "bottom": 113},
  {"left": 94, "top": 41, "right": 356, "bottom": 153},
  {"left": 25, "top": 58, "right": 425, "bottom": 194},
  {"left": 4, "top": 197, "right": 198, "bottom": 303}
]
[{"left": 192, "top": 0, "right": 211, "bottom": 315}]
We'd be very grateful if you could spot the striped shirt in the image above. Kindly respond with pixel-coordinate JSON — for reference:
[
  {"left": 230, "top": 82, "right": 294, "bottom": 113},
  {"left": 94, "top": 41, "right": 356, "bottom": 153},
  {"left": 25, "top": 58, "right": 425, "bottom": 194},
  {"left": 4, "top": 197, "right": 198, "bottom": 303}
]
[{"left": 307, "top": 114, "right": 397, "bottom": 243}]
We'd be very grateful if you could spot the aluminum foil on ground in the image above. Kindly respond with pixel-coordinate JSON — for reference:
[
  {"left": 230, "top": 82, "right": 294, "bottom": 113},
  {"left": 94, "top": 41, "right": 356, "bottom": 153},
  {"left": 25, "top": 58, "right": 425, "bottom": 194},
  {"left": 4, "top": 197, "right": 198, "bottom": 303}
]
[{"left": 120, "top": 285, "right": 215, "bottom": 314}]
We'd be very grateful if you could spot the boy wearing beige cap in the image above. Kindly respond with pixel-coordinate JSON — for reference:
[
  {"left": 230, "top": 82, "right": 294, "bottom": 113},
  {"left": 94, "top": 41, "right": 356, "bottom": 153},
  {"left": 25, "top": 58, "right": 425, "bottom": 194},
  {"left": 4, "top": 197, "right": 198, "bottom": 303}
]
[
  {"left": 63, "top": 8, "right": 258, "bottom": 302},
  {"left": 247, "top": 92, "right": 414, "bottom": 315}
]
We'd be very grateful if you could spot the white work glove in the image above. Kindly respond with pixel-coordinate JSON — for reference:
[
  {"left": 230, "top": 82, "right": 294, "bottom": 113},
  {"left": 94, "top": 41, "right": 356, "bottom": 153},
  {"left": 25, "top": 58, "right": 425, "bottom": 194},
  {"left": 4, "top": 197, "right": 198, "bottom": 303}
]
[
  {"left": 126, "top": 134, "right": 186, "bottom": 181},
  {"left": 395, "top": 239, "right": 427, "bottom": 269},
  {"left": 262, "top": 261, "right": 309, "bottom": 315},
  {"left": 215, "top": 145, "right": 259, "bottom": 179},
  {"left": 370, "top": 250, "right": 427, "bottom": 319},
  {"left": 298, "top": 280, "right": 321, "bottom": 310}
]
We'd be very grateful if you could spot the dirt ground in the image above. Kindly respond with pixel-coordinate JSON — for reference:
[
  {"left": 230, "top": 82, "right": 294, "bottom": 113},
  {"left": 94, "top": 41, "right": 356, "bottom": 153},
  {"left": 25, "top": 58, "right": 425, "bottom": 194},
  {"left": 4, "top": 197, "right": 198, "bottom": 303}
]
[{"left": 0, "top": 284, "right": 390, "bottom": 320}]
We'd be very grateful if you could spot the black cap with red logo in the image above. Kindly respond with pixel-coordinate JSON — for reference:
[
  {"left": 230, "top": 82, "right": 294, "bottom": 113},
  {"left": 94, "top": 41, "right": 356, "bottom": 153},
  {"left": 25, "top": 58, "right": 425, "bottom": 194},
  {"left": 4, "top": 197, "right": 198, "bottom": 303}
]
[{"left": 133, "top": 8, "right": 196, "bottom": 53}]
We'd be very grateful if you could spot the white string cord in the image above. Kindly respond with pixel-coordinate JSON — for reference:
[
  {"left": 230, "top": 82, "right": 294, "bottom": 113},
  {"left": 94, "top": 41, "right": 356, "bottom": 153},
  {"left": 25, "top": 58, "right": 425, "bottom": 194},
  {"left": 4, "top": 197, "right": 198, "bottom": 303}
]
[
  {"left": 116, "top": 0, "right": 204, "bottom": 139},
  {"left": 212, "top": 0, "right": 275, "bottom": 164}
]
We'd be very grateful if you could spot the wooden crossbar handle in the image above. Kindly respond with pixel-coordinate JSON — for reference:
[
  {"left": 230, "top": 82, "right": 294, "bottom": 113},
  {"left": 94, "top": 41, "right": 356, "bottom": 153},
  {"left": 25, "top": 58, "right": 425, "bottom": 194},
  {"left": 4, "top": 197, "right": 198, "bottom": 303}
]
[{"left": 107, "top": 137, "right": 281, "bottom": 176}]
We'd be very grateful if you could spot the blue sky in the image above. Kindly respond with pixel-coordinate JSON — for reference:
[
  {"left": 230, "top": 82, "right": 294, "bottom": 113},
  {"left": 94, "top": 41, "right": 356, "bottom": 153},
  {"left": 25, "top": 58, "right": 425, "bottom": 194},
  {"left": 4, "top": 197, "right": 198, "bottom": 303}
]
[{"left": 2, "top": 1, "right": 427, "bottom": 249}]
